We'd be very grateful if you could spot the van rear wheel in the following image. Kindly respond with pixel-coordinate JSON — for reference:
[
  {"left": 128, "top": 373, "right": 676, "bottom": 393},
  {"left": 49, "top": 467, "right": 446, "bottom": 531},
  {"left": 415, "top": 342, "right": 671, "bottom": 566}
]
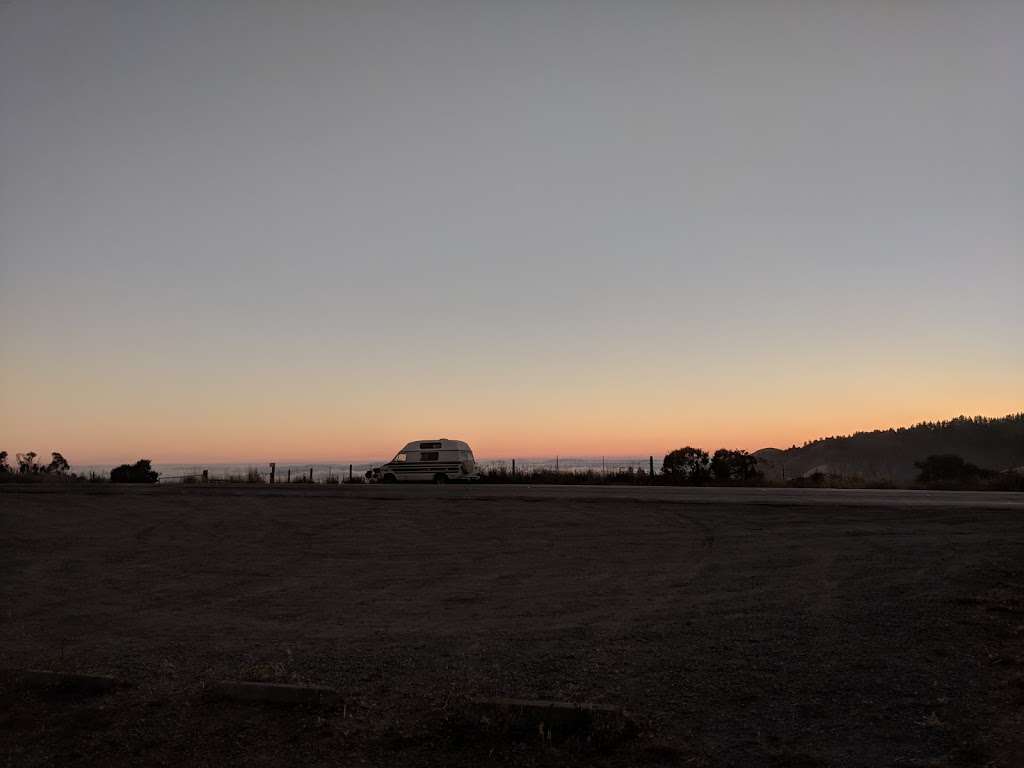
[
  {"left": 433, "top": 473, "right": 448, "bottom": 484},
  {"left": 382, "top": 474, "right": 397, "bottom": 484}
]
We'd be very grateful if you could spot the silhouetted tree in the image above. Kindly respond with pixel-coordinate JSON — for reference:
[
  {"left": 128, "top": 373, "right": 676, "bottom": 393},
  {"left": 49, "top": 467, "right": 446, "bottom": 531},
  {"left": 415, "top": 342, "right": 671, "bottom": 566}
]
[
  {"left": 0, "top": 451, "right": 9, "bottom": 474},
  {"left": 17, "top": 452, "right": 38, "bottom": 474},
  {"left": 915, "top": 454, "right": 989, "bottom": 483},
  {"left": 662, "top": 447, "right": 710, "bottom": 483},
  {"left": 45, "top": 452, "right": 71, "bottom": 474},
  {"left": 110, "top": 459, "right": 159, "bottom": 484},
  {"left": 711, "top": 449, "right": 761, "bottom": 482}
]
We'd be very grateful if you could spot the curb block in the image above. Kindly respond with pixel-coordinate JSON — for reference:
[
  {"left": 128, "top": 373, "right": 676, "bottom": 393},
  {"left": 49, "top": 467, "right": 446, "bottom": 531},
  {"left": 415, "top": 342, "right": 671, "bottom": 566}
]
[{"left": 14, "top": 670, "right": 124, "bottom": 694}]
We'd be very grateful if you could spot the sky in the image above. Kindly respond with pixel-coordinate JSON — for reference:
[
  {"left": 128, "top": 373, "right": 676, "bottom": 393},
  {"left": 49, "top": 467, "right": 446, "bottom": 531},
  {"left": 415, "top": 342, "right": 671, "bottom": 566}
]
[{"left": 1, "top": 1, "right": 1021, "bottom": 464}]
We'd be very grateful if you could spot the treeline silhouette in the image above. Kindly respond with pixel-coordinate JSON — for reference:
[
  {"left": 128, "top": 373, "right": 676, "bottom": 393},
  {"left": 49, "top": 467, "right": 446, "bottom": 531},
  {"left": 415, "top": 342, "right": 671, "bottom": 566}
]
[
  {"left": 481, "top": 448, "right": 762, "bottom": 485},
  {"left": 2, "top": 414, "right": 1021, "bottom": 490},
  {"left": 0, "top": 452, "right": 158, "bottom": 484},
  {"left": 0, "top": 451, "right": 76, "bottom": 480},
  {"left": 753, "top": 413, "right": 1024, "bottom": 484}
]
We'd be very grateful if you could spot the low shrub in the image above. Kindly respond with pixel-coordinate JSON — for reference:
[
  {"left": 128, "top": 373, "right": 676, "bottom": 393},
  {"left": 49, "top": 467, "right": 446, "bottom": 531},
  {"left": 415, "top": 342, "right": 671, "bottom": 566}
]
[{"left": 110, "top": 459, "right": 159, "bottom": 484}]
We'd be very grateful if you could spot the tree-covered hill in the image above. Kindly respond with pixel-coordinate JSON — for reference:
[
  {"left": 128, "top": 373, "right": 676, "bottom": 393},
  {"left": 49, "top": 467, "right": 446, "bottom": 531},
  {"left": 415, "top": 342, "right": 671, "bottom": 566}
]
[{"left": 753, "top": 414, "right": 1024, "bottom": 482}]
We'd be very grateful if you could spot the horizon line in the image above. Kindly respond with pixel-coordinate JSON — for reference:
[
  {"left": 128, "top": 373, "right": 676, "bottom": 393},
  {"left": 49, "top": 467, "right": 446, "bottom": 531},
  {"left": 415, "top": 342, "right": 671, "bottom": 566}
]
[{"left": 24, "top": 412, "right": 1022, "bottom": 469}]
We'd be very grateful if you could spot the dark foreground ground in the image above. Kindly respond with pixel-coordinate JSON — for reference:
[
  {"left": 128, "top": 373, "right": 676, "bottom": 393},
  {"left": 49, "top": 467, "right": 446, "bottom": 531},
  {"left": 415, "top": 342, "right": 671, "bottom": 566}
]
[{"left": 2, "top": 484, "right": 1023, "bottom": 767}]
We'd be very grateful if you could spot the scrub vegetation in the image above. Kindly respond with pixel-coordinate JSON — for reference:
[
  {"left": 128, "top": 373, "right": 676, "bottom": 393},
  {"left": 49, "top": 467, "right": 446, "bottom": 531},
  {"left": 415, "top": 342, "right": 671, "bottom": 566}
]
[
  {"left": 2, "top": 414, "right": 1021, "bottom": 490},
  {"left": 0, "top": 451, "right": 77, "bottom": 482}
]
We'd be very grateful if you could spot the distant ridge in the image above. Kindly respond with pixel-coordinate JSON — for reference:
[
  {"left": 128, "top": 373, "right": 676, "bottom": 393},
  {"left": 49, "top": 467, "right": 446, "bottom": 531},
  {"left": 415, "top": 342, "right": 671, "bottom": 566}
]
[{"left": 753, "top": 414, "right": 1024, "bottom": 483}]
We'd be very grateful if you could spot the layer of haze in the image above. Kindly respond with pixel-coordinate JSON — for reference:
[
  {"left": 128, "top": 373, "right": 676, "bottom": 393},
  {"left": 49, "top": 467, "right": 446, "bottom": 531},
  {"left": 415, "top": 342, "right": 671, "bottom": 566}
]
[{"left": 2, "top": 1, "right": 1021, "bottom": 464}]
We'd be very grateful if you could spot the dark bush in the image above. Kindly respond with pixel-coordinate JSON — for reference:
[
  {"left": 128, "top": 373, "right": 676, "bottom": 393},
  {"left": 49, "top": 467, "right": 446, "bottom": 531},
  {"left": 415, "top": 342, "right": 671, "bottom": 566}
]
[
  {"left": 915, "top": 454, "right": 989, "bottom": 484},
  {"left": 662, "top": 447, "right": 710, "bottom": 483},
  {"left": 710, "top": 449, "right": 761, "bottom": 482},
  {"left": 110, "top": 459, "right": 159, "bottom": 484}
]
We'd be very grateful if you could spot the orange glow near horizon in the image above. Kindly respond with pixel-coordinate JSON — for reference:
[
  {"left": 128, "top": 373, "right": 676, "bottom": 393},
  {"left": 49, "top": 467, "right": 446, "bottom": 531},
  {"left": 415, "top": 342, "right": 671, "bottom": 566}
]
[
  {"left": 4, "top": 353, "right": 1019, "bottom": 466},
  {"left": 5, "top": 324, "right": 1021, "bottom": 466},
  {"left": 3, "top": 324, "right": 1020, "bottom": 466}
]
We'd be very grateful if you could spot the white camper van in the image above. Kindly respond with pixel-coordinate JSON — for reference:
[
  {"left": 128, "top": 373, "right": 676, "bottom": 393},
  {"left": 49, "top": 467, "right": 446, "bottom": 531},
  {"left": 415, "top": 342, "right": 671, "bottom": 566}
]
[{"left": 368, "top": 439, "right": 479, "bottom": 483}]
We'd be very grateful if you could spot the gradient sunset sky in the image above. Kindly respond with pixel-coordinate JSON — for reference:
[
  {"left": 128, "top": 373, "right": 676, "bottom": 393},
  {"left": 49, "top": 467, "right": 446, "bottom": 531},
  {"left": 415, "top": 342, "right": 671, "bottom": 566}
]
[{"left": 1, "top": 1, "right": 1021, "bottom": 464}]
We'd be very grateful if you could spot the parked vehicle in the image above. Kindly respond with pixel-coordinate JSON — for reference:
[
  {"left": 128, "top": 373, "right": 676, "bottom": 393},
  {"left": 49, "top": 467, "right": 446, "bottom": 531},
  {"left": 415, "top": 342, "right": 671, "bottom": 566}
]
[{"left": 367, "top": 439, "right": 479, "bottom": 483}]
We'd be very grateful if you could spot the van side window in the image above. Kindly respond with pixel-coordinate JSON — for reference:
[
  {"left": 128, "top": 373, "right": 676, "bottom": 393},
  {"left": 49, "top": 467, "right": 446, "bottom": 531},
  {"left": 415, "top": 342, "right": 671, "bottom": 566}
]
[
  {"left": 420, "top": 452, "right": 439, "bottom": 461},
  {"left": 419, "top": 442, "right": 442, "bottom": 450}
]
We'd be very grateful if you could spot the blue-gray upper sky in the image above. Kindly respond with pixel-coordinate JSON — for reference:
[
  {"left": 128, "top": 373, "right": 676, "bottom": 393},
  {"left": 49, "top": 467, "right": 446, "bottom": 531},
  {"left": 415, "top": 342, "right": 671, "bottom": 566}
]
[{"left": 1, "top": 1, "right": 1021, "bottom": 462}]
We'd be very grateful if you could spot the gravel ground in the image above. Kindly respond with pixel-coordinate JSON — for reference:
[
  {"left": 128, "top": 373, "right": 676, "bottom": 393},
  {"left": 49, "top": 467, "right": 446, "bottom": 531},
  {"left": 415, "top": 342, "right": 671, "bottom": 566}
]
[{"left": 2, "top": 484, "right": 1022, "bottom": 766}]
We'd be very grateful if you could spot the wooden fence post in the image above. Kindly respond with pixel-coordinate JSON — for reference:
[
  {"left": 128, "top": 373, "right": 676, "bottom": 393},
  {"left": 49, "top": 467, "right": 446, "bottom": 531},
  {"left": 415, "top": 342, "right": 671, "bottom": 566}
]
[
  {"left": 309, "top": 467, "right": 313, "bottom": 483},
  {"left": 348, "top": 464, "right": 353, "bottom": 482},
  {"left": 287, "top": 468, "right": 291, "bottom": 483},
  {"left": 649, "top": 456, "right": 654, "bottom": 482},
  {"left": 269, "top": 462, "right": 276, "bottom": 485},
  {"left": 511, "top": 458, "right": 516, "bottom": 481},
  {"left": 202, "top": 469, "right": 208, "bottom": 483}
]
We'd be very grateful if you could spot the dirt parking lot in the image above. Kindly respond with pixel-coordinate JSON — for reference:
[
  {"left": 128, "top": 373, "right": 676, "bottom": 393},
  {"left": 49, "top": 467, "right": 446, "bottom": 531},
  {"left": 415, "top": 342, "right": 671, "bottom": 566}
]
[{"left": 2, "top": 484, "right": 1023, "bottom": 766}]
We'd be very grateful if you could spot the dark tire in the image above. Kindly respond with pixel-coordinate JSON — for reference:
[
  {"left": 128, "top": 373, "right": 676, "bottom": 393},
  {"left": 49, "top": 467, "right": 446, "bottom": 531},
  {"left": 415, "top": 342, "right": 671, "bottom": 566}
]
[
  {"left": 434, "top": 473, "right": 449, "bottom": 484},
  {"left": 382, "top": 474, "right": 398, "bottom": 484}
]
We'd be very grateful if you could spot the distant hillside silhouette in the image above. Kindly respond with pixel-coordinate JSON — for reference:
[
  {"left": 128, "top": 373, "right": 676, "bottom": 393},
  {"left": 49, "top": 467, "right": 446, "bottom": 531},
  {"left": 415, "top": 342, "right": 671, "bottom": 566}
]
[{"left": 753, "top": 414, "right": 1024, "bottom": 483}]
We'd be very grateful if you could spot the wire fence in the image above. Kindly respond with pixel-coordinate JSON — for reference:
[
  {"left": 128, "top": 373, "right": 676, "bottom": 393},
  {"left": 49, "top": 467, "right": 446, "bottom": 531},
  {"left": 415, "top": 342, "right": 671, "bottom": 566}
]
[{"left": 77, "top": 457, "right": 661, "bottom": 485}]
